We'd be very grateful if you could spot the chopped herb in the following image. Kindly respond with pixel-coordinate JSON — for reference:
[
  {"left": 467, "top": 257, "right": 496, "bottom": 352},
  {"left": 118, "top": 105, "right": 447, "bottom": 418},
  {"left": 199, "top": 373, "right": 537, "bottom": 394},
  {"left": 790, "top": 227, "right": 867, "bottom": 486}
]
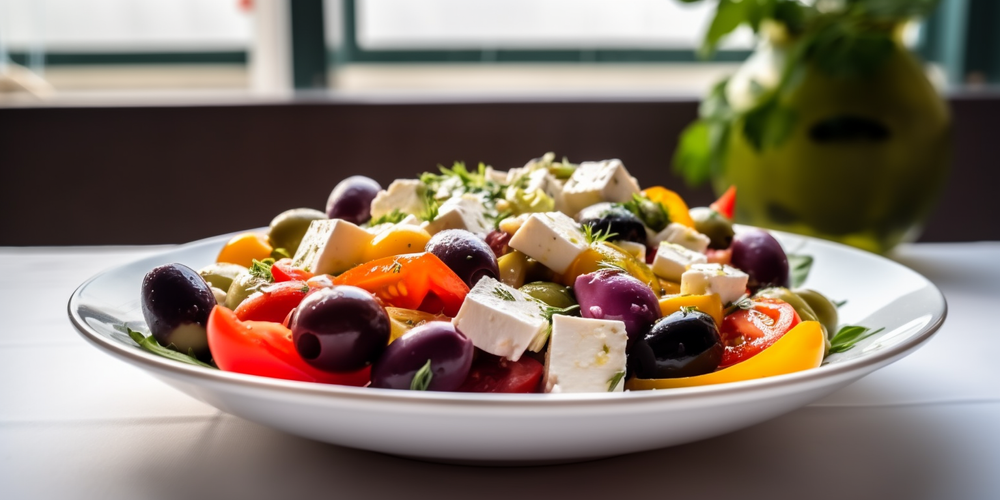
[
  {"left": 300, "top": 284, "right": 310, "bottom": 293},
  {"left": 541, "top": 304, "right": 581, "bottom": 323},
  {"left": 597, "top": 260, "right": 627, "bottom": 273},
  {"left": 680, "top": 305, "right": 699, "bottom": 314},
  {"left": 248, "top": 258, "right": 275, "bottom": 282},
  {"left": 787, "top": 254, "right": 814, "bottom": 288},
  {"left": 368, "top": 209, "right": 407, "bottom": 226},
  {"left": 126, "top": 327, "right": 214, "bottom": 369},
  {"left": 583, "top": 224, "right": 617, "bottom": 245},
  {"left": 829, "top": 325, "right": 885, "bottom": 354},
  {"left": 390, "top": 259, "right": 403, "bottom": 274},
  {"left": 833, "top": 299, "right": 848, "bottom": 308},
  {"left": 491, "top": 286, "right": 516, "bottom": 302},
  {"left": 723, "top": 294, "right": 754, "bottom": 316},
  {"left": 410, "top": 360, "right": 433, "bottom": 391},
  {"left": 607, "top": 371, "right": 626, "bottom": 392}
]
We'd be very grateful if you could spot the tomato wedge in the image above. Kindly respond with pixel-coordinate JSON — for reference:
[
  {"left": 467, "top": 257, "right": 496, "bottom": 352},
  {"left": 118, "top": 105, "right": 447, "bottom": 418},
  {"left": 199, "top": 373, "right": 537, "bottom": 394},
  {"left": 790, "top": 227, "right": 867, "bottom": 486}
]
[
  {"left": 271, "top": 258, "right": 314, "bottom": 282},
  {"left": 710, "top": 185, "right": 736, "bottom": 220},
  {"left": 333, "top": 253, "right": 469, "bottom": 316},
  {"left": 719, "top": 297, "right": 801, "bottom": 368},
  {"left": 457, "top": 354, "right": 544, "bottom": 393},
  {"left": 207, "top": 305, "right": 370, "bottom": 386},
  {"left": 233, "top": 280, "right": 309, "bottom": 323}
]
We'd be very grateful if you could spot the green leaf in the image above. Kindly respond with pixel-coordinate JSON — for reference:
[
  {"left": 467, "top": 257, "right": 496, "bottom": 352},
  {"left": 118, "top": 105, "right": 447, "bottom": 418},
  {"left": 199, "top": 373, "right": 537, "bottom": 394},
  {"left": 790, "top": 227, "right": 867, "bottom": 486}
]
[
  {"left": 607, "top": 371, "right": 626, "bottom": 392},
  {"left": 701, "top": 0, "right": 748, "bottom": 58},
  {"left": 410, "top": 360, "right": 433, "bottom": 391},
  {"left": 583, "top": 224, "right": 617, "bottom": 245},
  {"left": 126, "top": 327, "right": 214, "bottom": 369},
  {"left": 491, "top": 286, "right": 516, "bottom": 302},
  {"left": 743, "top": 99, "right": 798, "bottom": 151},
  {"left": 833, "top": 299, "right": 848, "bottom": 308},
  {"left": 829, "top": 325, "right": 884, "bottom": 354},
  {"left": 673, "top": 120, "right": 714, "bottom": 187},
  {"left": 248, "top": 258, "right": 275, "bottom": 282},
  {"left": 787, "top": 254, "right": 814, "bottom": 288},
  {"left": 541, "top": 304, "right": 581, "bottom": 324},
  {"left": 620, "top": 194, "right": 670, "bottom": 232}
]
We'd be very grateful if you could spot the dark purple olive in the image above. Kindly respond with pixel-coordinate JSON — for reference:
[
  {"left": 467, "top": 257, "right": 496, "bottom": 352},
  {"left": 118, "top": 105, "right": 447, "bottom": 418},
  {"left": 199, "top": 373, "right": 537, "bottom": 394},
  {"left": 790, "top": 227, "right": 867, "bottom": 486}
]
[
  {"left": 290, "top": 286, "right": 389, "bottom": 372},
  {"left": 730, "top": 229, "right": 790, "bottom": 291},
  {"left": 574, "top": 202, "right": 647, "bottom": 244},
  {"left": 370, "top": 321, "right": 474, "bottom": 391},
  {"left": 326, "top": 175, "right": 381, "bottom": 224},
  {"left": 140, "top": 263, "right": 217, "bottom": 361},
  {"left": 484, "top": 229, "right": 511, "bottom": 258},
  {"left": 425, "top": 229, "right": 499, "bottom": 288},
  {"left": 574, "top": 269, "right": 660, "bottom": 349},
  {"left": 630, "top": 310, "right": 722, "bottom": 379}
]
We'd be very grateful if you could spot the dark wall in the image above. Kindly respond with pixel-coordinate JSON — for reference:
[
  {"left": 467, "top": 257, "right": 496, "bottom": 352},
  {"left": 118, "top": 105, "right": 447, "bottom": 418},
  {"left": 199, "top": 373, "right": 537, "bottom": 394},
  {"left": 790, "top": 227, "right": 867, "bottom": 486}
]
[{"left": 0, "top": 95, "right": 996, "bottom": 245}]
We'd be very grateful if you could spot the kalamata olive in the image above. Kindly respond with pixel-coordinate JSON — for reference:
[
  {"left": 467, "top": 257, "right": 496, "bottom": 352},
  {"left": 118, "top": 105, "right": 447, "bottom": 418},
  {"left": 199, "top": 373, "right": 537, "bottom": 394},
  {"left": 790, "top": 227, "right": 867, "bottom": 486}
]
[
  {"left": 574, "top": 202, "right": 647, "bottom": 244},
  {"left": 630, "top": 309, "right": 722, "bottom": 379},
  {"left": 730, "top": 229, "right": 790, "bottom": 291},
  {"left": 326, "top": 175, "right": 381, "bottom": 224},
  {"left": 141, "top": 263, "right": 217, "bottom": 361},
  {"left": 689, "top": 207, "right": 735, "bottom": 250},
  {"left": 484, "top": 229, "right": 512, "bottom": 258},
  {"left": 425, "top": 229, "right": 499, "bottom": 288},
  {"left": 574, "top": 269, "right": 660, "bottom": 349},
  {"left": 198, "top": 262, "right": 247, "bottom": 292},
  {"left": 291, "top": 286, "right": 389, "bottom": 372},
  {"left": 268, "top": 208, "right": 327, "bottom": 256},
  {"left": 370, "top": 321, "right": 474, "bottom": 391},
  {"left": 519, "top": 282, "right": 576, "bottom": 309}
]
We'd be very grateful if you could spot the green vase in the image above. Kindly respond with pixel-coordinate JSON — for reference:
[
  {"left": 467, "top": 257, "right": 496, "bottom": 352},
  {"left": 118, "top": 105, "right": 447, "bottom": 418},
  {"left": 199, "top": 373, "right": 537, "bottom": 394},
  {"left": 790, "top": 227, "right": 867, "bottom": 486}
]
[{"left": 716, "top": 33, "right": 950, "bottom": 254}]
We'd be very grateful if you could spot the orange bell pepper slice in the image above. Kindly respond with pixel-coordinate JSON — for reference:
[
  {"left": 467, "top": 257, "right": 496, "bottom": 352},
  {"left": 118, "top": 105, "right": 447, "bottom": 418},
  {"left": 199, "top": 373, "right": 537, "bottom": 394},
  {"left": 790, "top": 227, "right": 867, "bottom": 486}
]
[{"left": 642, "top": 186, "right": 695, "bottom": 228}]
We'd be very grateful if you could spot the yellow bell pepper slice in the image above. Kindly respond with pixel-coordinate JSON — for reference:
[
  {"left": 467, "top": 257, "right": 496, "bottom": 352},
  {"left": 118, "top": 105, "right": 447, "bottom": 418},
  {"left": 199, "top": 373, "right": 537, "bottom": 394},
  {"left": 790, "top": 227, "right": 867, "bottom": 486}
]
[
  {"left": 658, "top": 294, "right": 723, "bottom": 327},
  {"left": 385, "top": 307, "right": 448, "bottom": 344},
  {"left": 625, "top": 321, "right": 825, "bottom": 390},
  {"left": 217, "top": 232, "right": 273, "bottom": 268},
  {"left": 365, "top": 225, "right": 432, "bottom": 262},
  {"left": 642, "top": 186, "right": 695, "bottom": 228},
  {"left": 557, "top": 242, "right": 661, "bottom": 297}
]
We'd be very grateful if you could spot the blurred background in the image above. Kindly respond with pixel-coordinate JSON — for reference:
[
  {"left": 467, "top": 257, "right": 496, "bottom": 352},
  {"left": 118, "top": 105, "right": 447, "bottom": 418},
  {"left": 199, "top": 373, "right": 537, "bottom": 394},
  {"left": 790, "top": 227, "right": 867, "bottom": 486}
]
[{"left": 1, "top": 0, "right": 997, "bottom": 245}]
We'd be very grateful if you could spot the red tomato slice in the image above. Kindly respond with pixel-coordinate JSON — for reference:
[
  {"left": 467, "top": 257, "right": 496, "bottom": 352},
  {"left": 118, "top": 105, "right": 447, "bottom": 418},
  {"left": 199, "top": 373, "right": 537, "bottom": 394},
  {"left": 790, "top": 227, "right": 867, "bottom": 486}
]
[
  {"left": 457, "top": 354, "right": 544, "bottom": 393},
  {"left": 710, "top": 185, "right": 737, "bottom": 220},
  {"left": 271, "top": 258, "right": 314, "bottom": 282},
  {"left": 207, "top": 305, "right": 370, "bottom": 386},
  {"left": 333, "top": 253, "right": 469, "bottom": 316},
  {"left": 233, "top": 280, "right": 309, "bottom": 323},
  {"left": 719, "top": 297, "right": 800, "bottom": 368}
]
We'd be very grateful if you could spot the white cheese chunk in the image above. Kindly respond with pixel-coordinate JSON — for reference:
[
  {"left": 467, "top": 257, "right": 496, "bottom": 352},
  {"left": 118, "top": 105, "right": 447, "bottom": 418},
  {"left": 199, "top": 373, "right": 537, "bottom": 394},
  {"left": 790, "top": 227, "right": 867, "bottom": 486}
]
[
  {"left": 422, "top": 194, "right": 492, "bottom": 237},
  {"left": 369, "top": 179, "right": 427, "bottom": 219},
  {"left": 650, "top": 223, "right": 711, "bottom": 254},
  {"left": 544, "top": 315, "right": 628, "bottom": 393},
  {"left": 292, "top": 219, "right": 373, "bottom": 275},
  {"left": 560, "top": 159, "right": 641, "bottom": 215},
  {"left": 652, "top": 242, "right": 708, "bottom": 282},
  {"left": 508, "top": 212, "right": 588, "bottom": 275},
  {"left": 680, "top": 264, "right": 749, "bottom": 305},
  {"left": 452, "top": 277, "right": 547, "bottom": 361},
  {"left": 613, "top": 240, "right": 647, "bottom": 262},
  {"left": 484, "top": 166, "right": 509, "bottom": 184}
]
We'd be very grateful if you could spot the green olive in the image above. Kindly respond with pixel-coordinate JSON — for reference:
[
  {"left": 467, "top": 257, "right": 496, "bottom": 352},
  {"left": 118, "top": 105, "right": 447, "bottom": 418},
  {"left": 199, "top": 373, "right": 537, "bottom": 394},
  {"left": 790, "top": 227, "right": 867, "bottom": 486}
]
[
  {"left": 268, "top": 208, "right": 327, "bottom": 257},
  {"left": 755, "top": 287, "right": 832, "bottom": 354},
  {"left": 519, "top": 282, "right": 576, "bottom": 309},
  {"left": 794, "top": 288, "right": 840, "bottom": 338},
  {"left": 689, "top": 207, "right": 735, "bottom": 250},
  {"left": 497, "top": 251, "right": 552, "bottom": 289},
  {"left": 224, "top": 271, "right": 270, "bottom": 309},
  {"left": 198, "top": 263, "right": 247, "bottom": 292}
]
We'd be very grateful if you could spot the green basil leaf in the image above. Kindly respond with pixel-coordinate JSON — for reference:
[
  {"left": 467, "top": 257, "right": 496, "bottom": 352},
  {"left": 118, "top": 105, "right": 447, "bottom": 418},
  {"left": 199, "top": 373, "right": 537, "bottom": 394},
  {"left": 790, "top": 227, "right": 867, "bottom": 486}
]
[
  {"left": 126, "top": 327, "right": 214, "bottom": 369},
  {"left": 787, "top": 254, "right": 814, "bottom": 288}
]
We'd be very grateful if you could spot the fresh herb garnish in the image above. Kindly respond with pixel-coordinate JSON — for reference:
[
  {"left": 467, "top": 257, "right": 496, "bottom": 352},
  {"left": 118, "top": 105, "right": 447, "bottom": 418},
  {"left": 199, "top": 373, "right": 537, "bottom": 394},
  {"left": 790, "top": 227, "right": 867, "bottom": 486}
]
[
  {"left": 723, "top": 294, "right": 755, "bottom": 316},
  {"left": 607, "top": 371, "right": 626, "bottom": 392},
  {"left": 787, "top": 253, "right": 814, "bottom": 288},
  {"left": 126, "top": 327, "right": 214, "bottom": 369},
  {"left": 829, "top": 325, "right": 885, "bottom": 354},
  {"left": 249, "top": 258, "right": 275, "bottom": 282},
  {"left": 583, "top": 224, "right": 618, "bottom": 245},
  {"left": 541, "top": 304, "right": 581, "bottom": 323},
  {"left": 410, "top": 360, "right": 433, "bottom": 391},
  {"left": 680, "top": 305, "right": 699, "bottom": 314},
  {"left": 833, "top": 299, "right": 848, "bottom": 308},
  {"left": 491, "top": 286, "right": 516, "bottom": 302},
  {"left": 620, "top": 193, "right": 670, "bottom": 232},
  {"left": 597, "top": 260, "right": 628, "bottom": 273},
  {"left": 389, "top": 258, "right": 403, "bottom": 274}
]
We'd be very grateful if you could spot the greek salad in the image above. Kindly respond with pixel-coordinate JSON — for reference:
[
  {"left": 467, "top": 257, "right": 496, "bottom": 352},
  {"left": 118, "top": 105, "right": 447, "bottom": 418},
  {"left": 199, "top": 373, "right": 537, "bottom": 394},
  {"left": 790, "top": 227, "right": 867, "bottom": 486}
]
[{"left": 134, "top": 153, "right": 879, "bottom": 393}]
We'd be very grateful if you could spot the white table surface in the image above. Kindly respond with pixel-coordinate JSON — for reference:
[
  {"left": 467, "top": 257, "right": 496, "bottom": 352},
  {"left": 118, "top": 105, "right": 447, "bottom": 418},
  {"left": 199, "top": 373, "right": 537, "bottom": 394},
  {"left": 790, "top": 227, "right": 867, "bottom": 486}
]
[{"left": 2, "top": 242, "right": 998, "bottom": 500}]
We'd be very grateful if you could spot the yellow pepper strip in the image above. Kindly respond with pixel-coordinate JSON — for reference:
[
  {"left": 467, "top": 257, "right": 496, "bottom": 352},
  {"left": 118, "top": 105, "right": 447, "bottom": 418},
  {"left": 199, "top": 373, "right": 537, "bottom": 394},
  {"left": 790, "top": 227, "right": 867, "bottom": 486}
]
[
  {"left": 365, "top": 225, "right": 432, "bottom": 262},
  {"left": 642, "top": 186, "right": 695, "bottom": 228},
  {"left": 386, "top": 307, "right": 448, "bottom": 344},
  {"left": 658, "top": 294, "right": 723, "bottom": 327},
  {"left": 625, "top": 321, "right": 825, "bottom": 390},
  {"left": 217, "top": 232, "right": 273, "bottom": 268},
  {"left": 557, "top": 242, "right": 662, "bottom": 297},
  {"left": 658, "top": 279, "right": 682, "bottom": 296}
]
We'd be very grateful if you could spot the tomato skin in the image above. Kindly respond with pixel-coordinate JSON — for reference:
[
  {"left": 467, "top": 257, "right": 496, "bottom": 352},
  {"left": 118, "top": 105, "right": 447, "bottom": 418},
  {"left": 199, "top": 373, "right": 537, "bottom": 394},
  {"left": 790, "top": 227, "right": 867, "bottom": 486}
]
[
  {"left": 271, "top": 258, "right": 314, "bottom": 282},
  {"left": 333, "top": 253, "right": 469, "bottom": 316},
  {"left": 207, "top": 306, "right": 370, "bottom": 385},
  {"left": 710, "top": 185, "right": 737, "bottom": 220},
  {"left": 719, "top": 297, "right": 801, "bottom": 368},
  {"left": 457, "top": 354, "right": 544, "bottom": 393},
  {"left": 233, "top": 281, "right": 309, "bottom": 323}
]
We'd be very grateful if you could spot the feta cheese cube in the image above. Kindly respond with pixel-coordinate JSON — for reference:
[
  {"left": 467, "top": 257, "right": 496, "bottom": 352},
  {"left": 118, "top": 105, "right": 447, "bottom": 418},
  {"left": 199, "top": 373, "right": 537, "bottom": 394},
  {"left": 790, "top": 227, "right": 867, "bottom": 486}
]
[
  {"left": 292, "top": 219, "right": 373, "bottom": 275},
  {"left": 560, "top": 159, "right": 641, "bottom": 215},
  {"left": 452, "top": 277, "right": 547, "bottom": 361},
  {"left": 652, "top": 242, "right": 708, "bottom": 282},
  {"left": 650, "top": 223, "right": 711, "bottom": 254},
  {"left": 370, "top": 179, "right": 427, "bottom": 219},
  {"left": 544, "top": 315, "right": 628, "bottom": 393},
  {"left": 422, "top": 194, "right": 492, "bottom": 237},
  {"left": 613, "top": 240, "right": 647, "bottom": 262},
  {"left": 680, "top": 264, "right": 749, "bottom": 305},
  {"left": 508, "top": 212, "right": 589, "bottom": 275}
]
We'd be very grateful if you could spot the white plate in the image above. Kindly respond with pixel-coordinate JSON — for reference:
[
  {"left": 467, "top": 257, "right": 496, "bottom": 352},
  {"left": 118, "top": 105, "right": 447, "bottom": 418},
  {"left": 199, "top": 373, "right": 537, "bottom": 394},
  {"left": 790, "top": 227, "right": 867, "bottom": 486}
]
[{"left": 68, "top": 229, "right": 946, "bottom": 465}]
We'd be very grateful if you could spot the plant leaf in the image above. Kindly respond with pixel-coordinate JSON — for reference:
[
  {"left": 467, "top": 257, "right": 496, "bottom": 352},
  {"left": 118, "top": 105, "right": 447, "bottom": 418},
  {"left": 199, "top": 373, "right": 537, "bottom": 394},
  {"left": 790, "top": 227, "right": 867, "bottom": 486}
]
[
  {"left": 410, "top": 360, "right": 433, "bottom": 391},
  {"left": 126, "top": 327, "right": 214, "bottom": 368},
  {"left": 829, "top": 325, "right": 884, "bottom": 353},
  {"left": 787, "top": 253, "right": 814, "bottom": 288}
]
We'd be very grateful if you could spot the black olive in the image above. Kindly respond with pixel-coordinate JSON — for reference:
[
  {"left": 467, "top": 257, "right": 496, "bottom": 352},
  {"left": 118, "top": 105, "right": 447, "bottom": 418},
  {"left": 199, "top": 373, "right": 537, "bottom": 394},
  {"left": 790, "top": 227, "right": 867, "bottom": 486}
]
[
  {"left": 140, "top": 263, "right": 217, "bottom": 361},
  {"left": 629, "top": 310, "right": 722, "bottom": 379},
  {"left": 575, "top": 202, "right": 647, "bottom": 244}
]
